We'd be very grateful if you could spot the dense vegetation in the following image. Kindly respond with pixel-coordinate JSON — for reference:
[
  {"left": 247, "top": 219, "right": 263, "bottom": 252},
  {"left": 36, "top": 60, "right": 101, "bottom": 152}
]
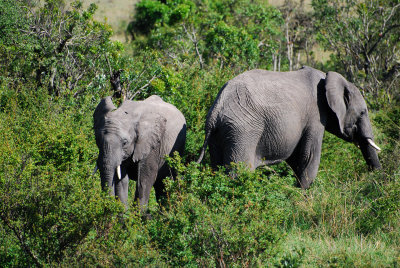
[{"left": 0, "top": 0, "right": 399, "bottom": 266}]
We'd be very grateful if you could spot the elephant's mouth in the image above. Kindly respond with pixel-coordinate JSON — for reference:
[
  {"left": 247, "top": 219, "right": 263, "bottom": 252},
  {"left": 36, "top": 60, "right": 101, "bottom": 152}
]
[
  {"left": 344, "top": 124, "right": 359, "bottom": 142},
  {"left": 350, "top": 125, "right": 381, "bottom": 152},
  {"left": 354, "top": 140, "right": 360, "bottom": 148}
]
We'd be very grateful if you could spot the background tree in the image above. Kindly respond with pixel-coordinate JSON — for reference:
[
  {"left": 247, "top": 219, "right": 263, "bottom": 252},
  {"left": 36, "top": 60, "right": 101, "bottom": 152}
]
[
  {"left": 130, "top": 0, "right": 283, "bottom": 71},
  {"left": 0, "top": 0, "right": 121, "bottom": 97},
  {"left": 313, "top": 0, "right": 400, "bottom": 103},
  {"left": 0, "top": 0, "right": 398, "bottom": 266},
  {"left": 278, "top": 0, "right": 316, "bottom": 71}
]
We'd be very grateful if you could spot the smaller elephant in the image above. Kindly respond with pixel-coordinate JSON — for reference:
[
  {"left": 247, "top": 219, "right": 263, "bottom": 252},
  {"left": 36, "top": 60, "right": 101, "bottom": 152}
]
[{"left": 94, "top": 95, "right": 186, "bottom": 211}]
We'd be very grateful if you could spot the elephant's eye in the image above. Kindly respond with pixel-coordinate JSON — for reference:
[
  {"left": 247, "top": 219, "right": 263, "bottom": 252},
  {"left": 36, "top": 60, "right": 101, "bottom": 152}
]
[{"left": 122, "top": 139, "right": 128, "bottom": 146}]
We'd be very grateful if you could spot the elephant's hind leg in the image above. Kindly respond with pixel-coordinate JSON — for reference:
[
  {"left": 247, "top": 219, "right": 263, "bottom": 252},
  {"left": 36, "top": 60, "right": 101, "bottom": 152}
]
[
  {"left": 153, "top": 164, "right": 171, "bottom": 204},
  {"left": 286, "top": 125, "right": 324, "bottom": 189},
  {"left": 223, "top": 141, "right": 257, "bottom": 170},
  {"left": 209, "top": 134, "right": 224, "bottom": 169}
]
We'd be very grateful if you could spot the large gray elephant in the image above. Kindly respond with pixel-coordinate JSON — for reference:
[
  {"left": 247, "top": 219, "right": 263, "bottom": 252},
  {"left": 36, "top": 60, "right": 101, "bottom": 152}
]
[
  {"left": 197, "top": 66, "right": 381, "bottom": 189},
  {"left": 94, "top": 95, "right": 186, "bottom": 211}
]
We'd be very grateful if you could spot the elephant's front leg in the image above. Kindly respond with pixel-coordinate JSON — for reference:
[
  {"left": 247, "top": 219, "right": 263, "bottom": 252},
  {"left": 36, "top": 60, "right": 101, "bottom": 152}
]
[
  {"left": 287, "top": 125, "right": 324, "bottom": 189},
  {"left": 134, "top": 156, "right": 159, "bottom": 212}
]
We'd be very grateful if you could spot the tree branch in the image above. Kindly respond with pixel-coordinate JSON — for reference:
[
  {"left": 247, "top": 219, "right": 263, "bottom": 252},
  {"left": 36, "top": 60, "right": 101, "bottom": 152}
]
[
  {"left": 183, "top": 24, "right": 204, "bottom": 69},
  {"left": 368, "top": 24, "right": 400, "bottom": 56},
  {"left": 0, "top": 214, "right": 42, "bottom": 267},
  {"left": 382, "top": 63, "right": 400, "bottom": 82},
  {"left": 129, "top": 74, "right": 159, "bottom": 100}
]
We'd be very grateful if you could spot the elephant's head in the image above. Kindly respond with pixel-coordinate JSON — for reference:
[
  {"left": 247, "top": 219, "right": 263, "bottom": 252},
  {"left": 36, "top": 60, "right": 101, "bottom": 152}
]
[
  {"left": 93, "top": 97, "right": 166, "bottom": 193},
  {"left": 325, "top": 71, "right": 381, "bottom": 169}
]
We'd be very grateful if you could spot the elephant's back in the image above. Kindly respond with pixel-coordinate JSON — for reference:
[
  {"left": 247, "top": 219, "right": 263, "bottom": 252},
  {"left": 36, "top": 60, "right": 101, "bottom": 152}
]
[
  {"left": 143, "top": 96, "right": 186, "bottom": 156},
  {"left": 230, "top": 68, "right": 320, "bottom": 97},
  {"left": 148, "top": 98, "right": 185, "bottom": 126},
  {"left": 220, "top": 67, "right": 322, "bottom": 117},
  {"left": 122, "top": 96, "right": 186, "bottom": 143},
  {"left": 120, "top": 96, "right": 185, "bottom": 124},
  {"left": 212, "top": 68, "right": 322, "bottom": 159}
]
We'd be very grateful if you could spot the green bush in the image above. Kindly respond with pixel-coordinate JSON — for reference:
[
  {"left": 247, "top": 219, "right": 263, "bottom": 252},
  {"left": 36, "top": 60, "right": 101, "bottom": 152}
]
[
  {"left": 0, "top": 88, "right": 104, "bottom": 264},
  {"left": 0, "top": 0, "right": 120, "bottom": 97},
  {"left": 205, "top": 21, "right": 260, "bottom": 68},
  {"left": 132, "top": 0, "right": 169, "bottom": 34},
  {"left": 0, "top": 0, "right": 399, "bottom": 266},
  {"left": 131, "top": 0, "right": 282, "bottom": 70},
  {"left": 144, "top": 154, "right": 299, "bottom": 266}
]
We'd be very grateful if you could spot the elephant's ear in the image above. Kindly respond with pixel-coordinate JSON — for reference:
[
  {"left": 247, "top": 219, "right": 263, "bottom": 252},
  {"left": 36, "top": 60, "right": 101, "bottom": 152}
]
[
  {"left": 132, "top": 113, "right": 167, "bottom": 162},
  {"left": 325, "top": 71, "right": 350, "bottom": 135},
  {"left": 93, "top": 96, "right": 116, "bottom": 130}
]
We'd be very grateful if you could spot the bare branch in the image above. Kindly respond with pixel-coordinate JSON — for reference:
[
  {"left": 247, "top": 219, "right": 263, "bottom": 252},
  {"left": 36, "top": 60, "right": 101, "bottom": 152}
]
[
  {"left": 129, "top": 74, "right": 159, "bottom": 100},
  {"left": 367, "top": 24, "right": 400, "bottom": 56},
  {"left": 104, "top": 54, "right": 113, "bottom": 78},
  {"left": 183, "top": 23, "right": 204, "bottom": 69}
]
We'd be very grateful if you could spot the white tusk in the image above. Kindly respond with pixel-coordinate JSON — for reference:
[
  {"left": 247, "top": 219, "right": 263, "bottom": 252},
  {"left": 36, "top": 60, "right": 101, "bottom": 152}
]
[
  {"left": 92, "top": 165, "right": 98, "bottom": 176},
  {"left": 367, "top": 139, "right": 381, "bottom": 151},
  {"left": 116, "top": 165, "right": 121, "bottom": 180}
]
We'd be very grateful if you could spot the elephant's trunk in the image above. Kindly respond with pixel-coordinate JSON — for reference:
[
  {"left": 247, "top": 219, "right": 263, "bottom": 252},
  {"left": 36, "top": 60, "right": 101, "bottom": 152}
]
[
  {"left": 99, "top": 165, "right": 116, "bottom": 195},
  {"left": 356, "top": 116, "right": 381, "bottom": 170},
  {"left": 97, "top": 152, "right": 122, "bottom": 195},
  {"left": 94, "top": 164, "right": 121, "bottom": 179},
  {"left": 359, "top": 139, "right": 381, "bottom": 170}
]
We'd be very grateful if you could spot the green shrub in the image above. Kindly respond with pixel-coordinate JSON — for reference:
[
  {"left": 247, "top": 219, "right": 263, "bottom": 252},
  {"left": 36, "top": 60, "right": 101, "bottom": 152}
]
[
  {"left": 144, "top": 154, "right": 299, "bottom": 266},
  {"left": 132, "top": 0, "right": 169, "bottom": 35},
  {"left": 205, "top": 21, "right": 260, "bottom": 68},
  {"left": 131, "top": 0, "right": 282, "bottom": 71},
  {"left": 0, "top": 0, "right": 120, "bottom": 97},
  {"left": 0, "top": 87, "right": 164, "bottom": 266},
  {"left": 0, "top": 0, "right": 399, "bottom": 266}
]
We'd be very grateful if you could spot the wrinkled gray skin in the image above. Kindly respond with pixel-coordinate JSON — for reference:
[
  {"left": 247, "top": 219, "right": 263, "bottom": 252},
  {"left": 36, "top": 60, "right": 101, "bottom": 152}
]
[
  {"left": 94, "top": 95, "right": 186, "bottom": 211},
  {"left": 197, "top": 66, "right": 381, "bottom": 189}
]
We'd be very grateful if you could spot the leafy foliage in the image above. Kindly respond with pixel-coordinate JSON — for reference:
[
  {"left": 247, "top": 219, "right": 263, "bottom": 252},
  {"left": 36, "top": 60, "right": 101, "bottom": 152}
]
[
  {"left": 131, "top": 0, "right": 283, "bottom": 71},
  {"left": 0, "top": 0, "right": 121, "bottom": 97},
  {"left": 0, "top": 0, "right": 399, "bottom": 266},
  {"left": 149, "top": 155, "right": 296, "bottom": 266},
  {"left": 312, "top": 0, "right": 400, "bottom": 102},
  {"left": 0, "top": 87, "right": 123, "bottom": 265}
]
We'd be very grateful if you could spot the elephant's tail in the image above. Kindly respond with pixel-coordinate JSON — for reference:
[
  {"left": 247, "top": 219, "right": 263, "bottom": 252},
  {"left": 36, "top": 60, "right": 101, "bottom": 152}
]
[
  {"left": 196, "top": 130, "right": 211, "bottom": 164},
  {"left": 197, "top": 104, "right": 220, "bottom": 164},
  {"left": 197, "top": 82, "right": 227, "bottom": 164}
]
